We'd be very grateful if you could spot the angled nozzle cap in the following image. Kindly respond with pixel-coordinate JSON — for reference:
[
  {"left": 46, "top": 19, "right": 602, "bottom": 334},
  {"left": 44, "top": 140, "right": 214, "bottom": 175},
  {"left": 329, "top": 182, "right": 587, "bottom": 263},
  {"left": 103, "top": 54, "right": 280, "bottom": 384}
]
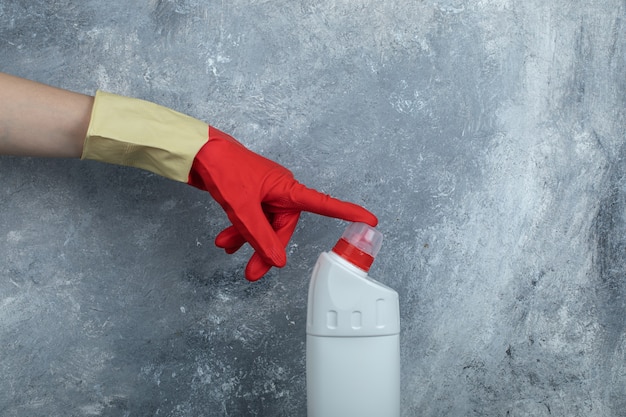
[{"left": 332, "top": 222, "right": 383, "bottom": 272}]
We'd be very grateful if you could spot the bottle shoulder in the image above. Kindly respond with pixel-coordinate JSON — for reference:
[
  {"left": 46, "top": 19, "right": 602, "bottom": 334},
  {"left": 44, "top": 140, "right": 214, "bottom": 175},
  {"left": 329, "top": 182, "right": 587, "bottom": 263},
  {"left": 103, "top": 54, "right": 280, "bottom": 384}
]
[{"left": 307, "top": 251, "right": 400, "bottom": 337}]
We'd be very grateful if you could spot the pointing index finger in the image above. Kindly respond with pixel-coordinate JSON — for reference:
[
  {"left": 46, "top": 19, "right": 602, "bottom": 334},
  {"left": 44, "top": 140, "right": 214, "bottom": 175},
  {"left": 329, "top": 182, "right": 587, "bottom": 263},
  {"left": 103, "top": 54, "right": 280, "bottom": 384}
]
[{"left": 289, "top": 183, "right": 378, "bottom": 226}]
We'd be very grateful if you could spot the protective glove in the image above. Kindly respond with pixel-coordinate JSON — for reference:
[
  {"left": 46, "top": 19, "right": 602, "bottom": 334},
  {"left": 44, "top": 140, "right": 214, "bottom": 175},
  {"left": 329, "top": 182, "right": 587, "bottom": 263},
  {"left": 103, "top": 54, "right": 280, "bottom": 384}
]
[{"left": 82, "top": 91, "right": 378, "bottom": 281}]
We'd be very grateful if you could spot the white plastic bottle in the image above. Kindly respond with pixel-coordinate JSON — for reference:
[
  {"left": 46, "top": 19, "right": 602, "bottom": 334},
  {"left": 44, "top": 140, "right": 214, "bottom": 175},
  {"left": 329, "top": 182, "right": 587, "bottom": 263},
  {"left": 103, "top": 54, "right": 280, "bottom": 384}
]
[{"left": 306, "top": 222, "right": 400, "bottom": 417}]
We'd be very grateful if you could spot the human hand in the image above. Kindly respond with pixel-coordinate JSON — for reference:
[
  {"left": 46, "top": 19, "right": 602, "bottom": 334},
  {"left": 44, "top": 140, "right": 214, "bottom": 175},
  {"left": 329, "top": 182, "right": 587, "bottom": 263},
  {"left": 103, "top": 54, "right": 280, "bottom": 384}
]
[
  {"left": 81, "top": 91, "right": 377, "bottom": 280},
  {"left": 188, "top": 127, "right": 378, "bottom": 281}
]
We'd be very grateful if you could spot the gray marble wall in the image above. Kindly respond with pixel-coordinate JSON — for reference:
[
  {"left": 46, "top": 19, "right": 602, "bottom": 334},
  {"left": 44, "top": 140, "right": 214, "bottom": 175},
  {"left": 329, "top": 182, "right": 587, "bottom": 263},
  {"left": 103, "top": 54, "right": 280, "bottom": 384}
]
[{"left": 1, "top": 1, "right": 624, "bottom": 416}]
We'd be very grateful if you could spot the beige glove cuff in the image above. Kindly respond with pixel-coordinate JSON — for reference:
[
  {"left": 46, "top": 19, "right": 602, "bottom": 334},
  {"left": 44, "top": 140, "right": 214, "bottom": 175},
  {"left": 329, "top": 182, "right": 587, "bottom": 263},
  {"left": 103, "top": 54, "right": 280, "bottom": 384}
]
[{"left": 82, "top": 91, "right": 209, "bottom": 183}]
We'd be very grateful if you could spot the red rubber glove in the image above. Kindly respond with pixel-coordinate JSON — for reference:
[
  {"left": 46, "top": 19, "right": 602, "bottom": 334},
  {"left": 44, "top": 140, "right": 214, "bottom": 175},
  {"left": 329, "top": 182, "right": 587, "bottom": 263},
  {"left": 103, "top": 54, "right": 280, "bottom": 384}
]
[
  {"left": 82, "top": 91, "right": 377, "bottom": 281},
  {"left": 188, "top": 127, "right": 378, "bottom": 281}
]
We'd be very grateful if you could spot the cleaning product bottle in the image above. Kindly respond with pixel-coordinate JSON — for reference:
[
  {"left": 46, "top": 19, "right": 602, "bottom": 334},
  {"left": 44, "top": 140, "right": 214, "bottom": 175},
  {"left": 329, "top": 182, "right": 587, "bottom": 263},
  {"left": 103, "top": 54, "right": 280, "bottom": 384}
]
[{"left": 306, "top": 222, "right": 400, "bottom": 417}]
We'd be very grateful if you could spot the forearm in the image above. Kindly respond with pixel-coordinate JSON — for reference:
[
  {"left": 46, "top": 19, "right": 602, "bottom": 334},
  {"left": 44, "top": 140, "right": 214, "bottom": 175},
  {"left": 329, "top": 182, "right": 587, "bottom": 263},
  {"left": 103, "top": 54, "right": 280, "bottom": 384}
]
[
  {"left": 0, "top": 72, "right": 93, "bottom": 158},
  {"left": 0, "top": 72, "right": 378, "bottom": 281}
]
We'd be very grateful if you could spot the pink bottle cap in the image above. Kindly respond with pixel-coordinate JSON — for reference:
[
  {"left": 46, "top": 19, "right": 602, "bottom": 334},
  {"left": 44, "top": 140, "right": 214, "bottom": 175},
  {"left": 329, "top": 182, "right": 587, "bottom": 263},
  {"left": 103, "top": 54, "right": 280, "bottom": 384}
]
[{"left": 332, "top": 222, "right": 383, "bottom": 272}]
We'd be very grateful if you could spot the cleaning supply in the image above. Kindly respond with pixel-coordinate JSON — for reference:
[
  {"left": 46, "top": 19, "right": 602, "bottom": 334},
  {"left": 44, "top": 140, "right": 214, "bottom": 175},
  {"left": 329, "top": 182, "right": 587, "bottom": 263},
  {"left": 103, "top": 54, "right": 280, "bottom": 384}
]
[
  {"left": 306, "top": 222, "right": 400, "bottom": 417},
  {"left": 82, "top": 91, "right": 377, "bottom": 280}
]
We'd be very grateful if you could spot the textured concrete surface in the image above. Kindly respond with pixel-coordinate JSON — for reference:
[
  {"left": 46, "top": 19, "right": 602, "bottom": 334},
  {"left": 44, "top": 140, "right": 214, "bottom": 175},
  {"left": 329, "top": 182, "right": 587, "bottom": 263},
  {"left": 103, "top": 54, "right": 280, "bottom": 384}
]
[{"left": 1, "top": 0, "right": 625, "bottom": 416}]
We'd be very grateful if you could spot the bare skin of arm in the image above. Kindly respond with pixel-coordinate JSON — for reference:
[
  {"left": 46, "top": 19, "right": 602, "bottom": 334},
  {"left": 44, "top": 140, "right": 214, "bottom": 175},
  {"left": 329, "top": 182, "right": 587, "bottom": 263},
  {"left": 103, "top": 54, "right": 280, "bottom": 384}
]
[{"left": 0, "top": 72, "right": 93, "bottom": 158}]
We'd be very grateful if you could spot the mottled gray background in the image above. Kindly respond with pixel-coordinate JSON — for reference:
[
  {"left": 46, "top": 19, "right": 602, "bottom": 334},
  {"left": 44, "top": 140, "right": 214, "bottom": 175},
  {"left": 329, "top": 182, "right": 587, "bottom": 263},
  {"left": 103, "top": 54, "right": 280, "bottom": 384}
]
[{"left": 1, "top": 0, "right": 625, "bottom": 416}]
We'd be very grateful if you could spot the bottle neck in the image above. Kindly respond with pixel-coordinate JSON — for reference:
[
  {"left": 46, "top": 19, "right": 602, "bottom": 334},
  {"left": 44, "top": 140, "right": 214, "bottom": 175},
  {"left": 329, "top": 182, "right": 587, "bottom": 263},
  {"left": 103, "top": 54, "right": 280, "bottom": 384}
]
[
  {"left": 327, "top": 251, "right": 368, "bottom": 277},
  {"left": 331, "top": 238, "right": 375, "bottom": 272}
]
